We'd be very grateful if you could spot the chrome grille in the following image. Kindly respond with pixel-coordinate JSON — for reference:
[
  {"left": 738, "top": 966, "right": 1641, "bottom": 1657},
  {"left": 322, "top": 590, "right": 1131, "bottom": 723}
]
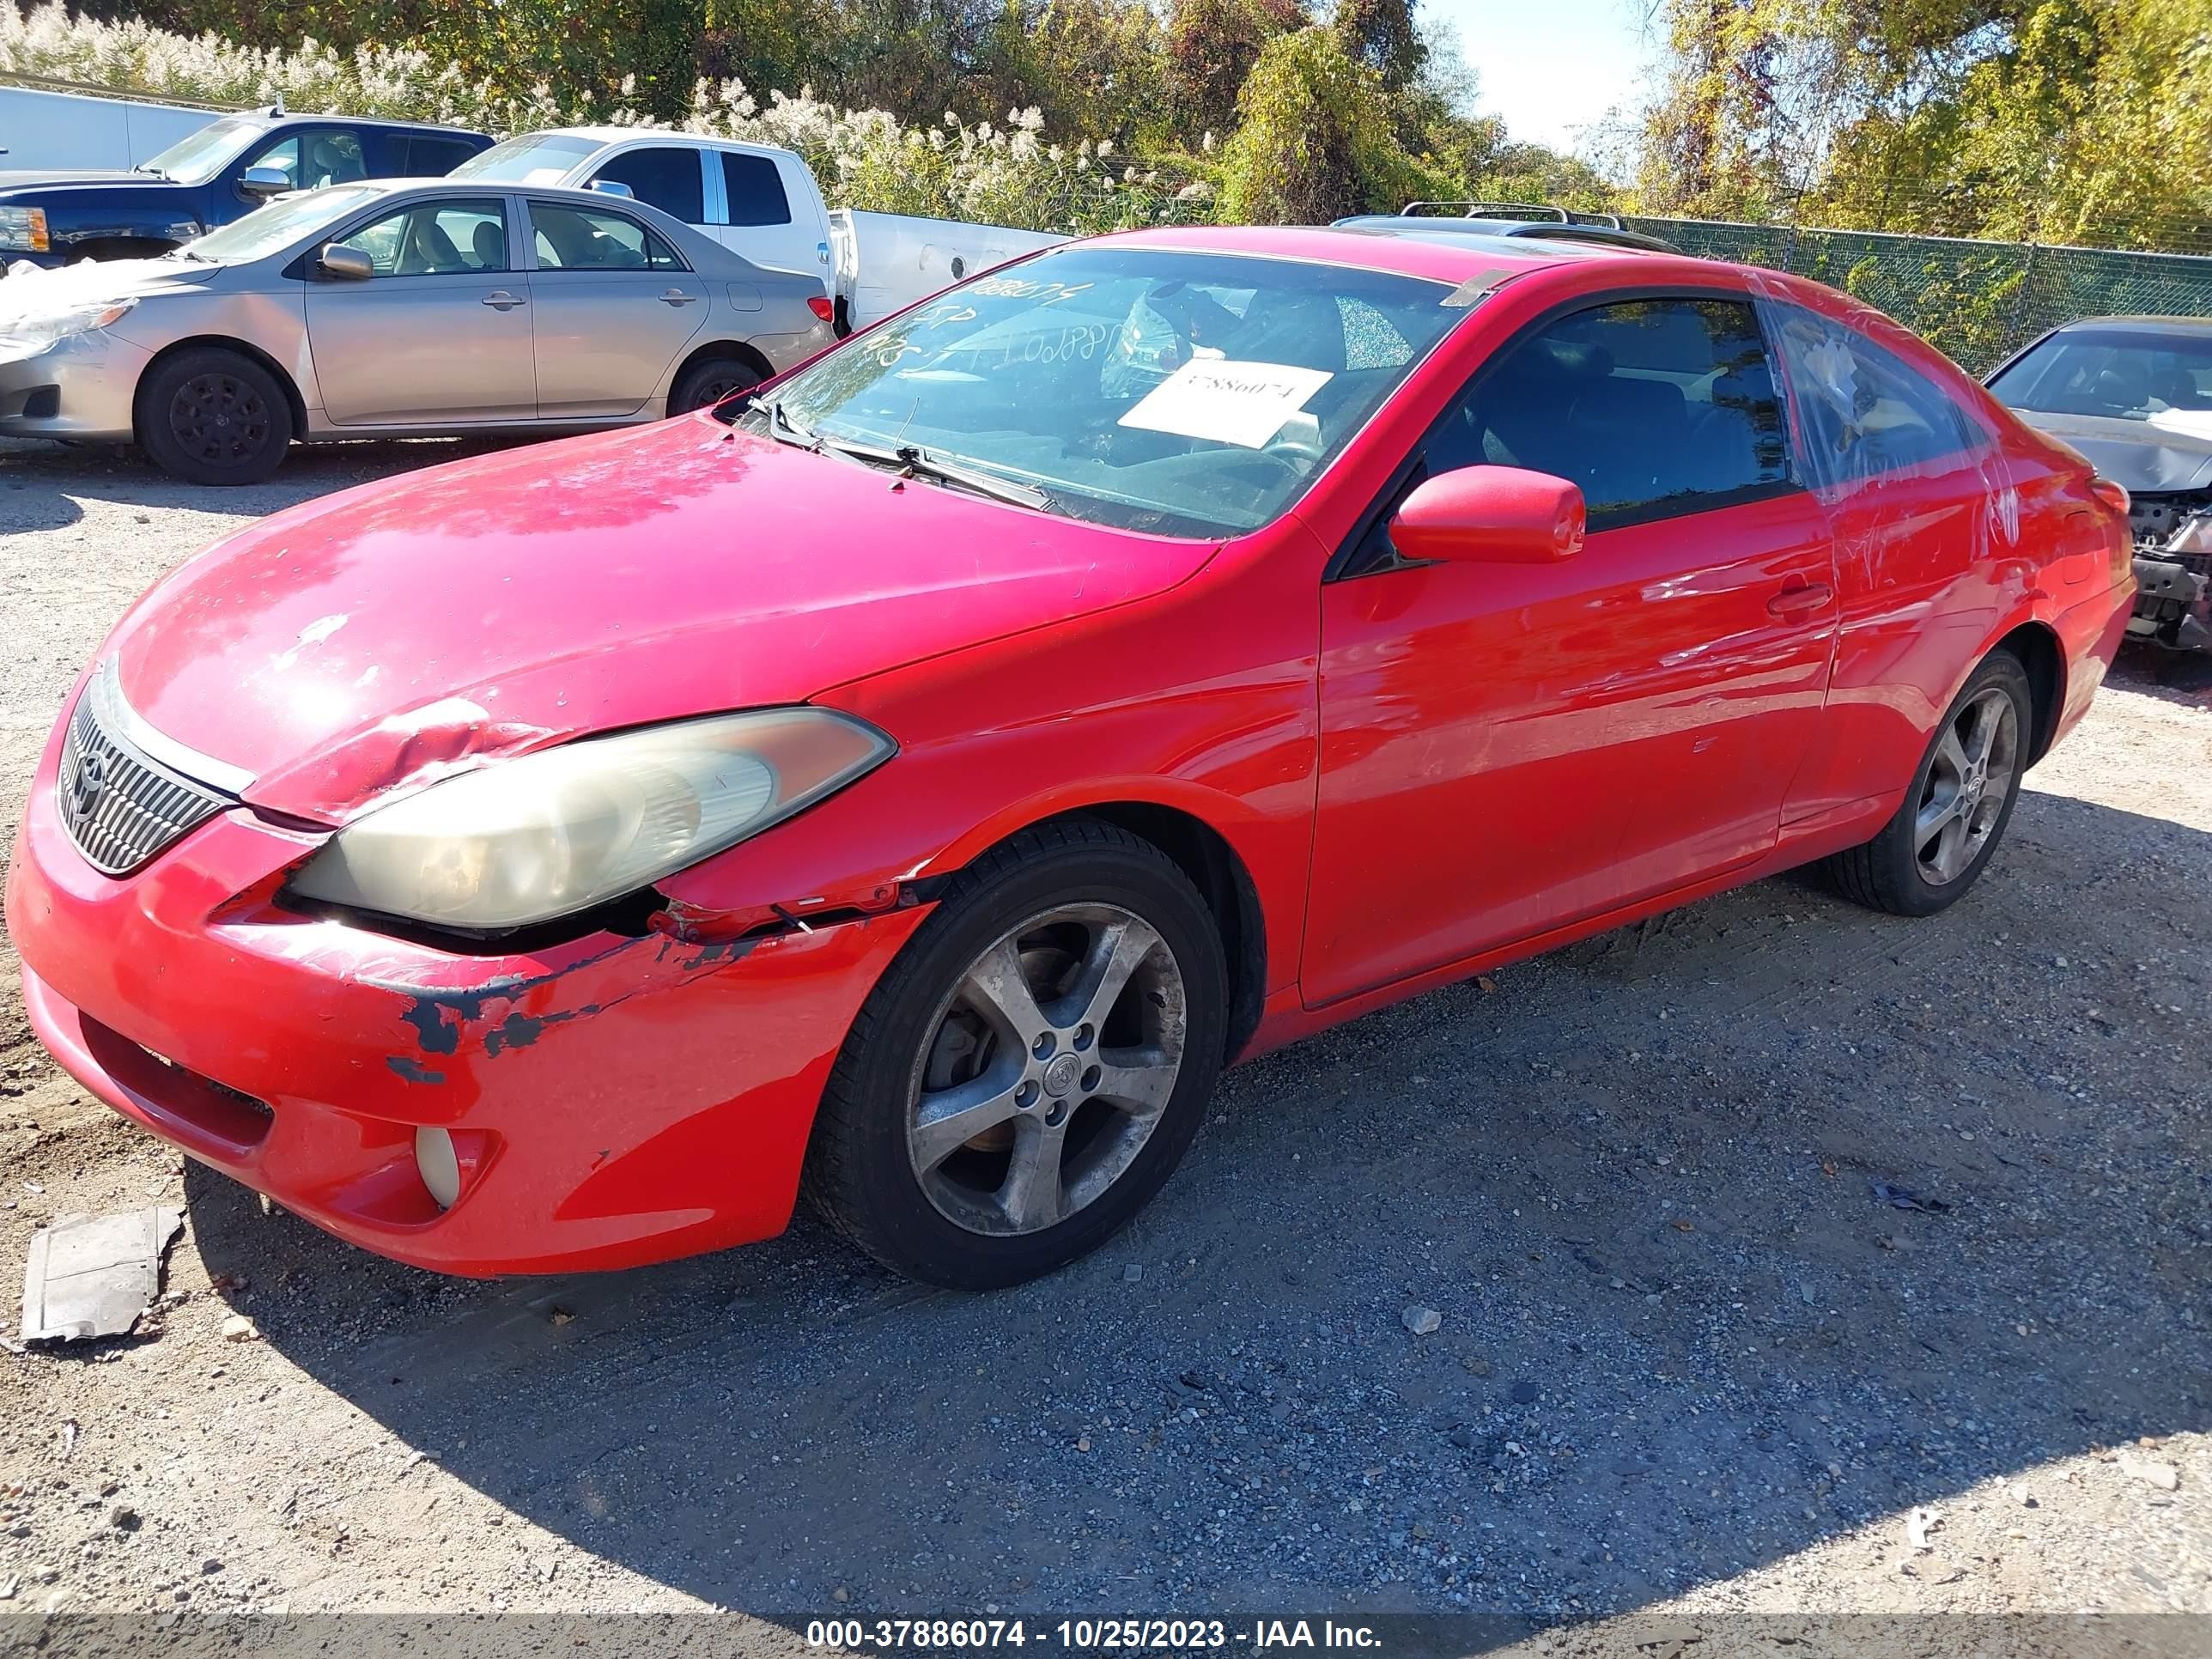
[{"left": 55, "top": 666, "right": 235, "bottom": 875}]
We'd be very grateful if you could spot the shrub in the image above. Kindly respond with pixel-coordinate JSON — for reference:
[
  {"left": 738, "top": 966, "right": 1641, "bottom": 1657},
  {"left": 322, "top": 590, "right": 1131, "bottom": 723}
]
[
  {"left": 0, "top": 3, "right": 1207, "bottom": 232},
  {"left": 1218, "top": 27, "right": 1431, "bottom": 223}
]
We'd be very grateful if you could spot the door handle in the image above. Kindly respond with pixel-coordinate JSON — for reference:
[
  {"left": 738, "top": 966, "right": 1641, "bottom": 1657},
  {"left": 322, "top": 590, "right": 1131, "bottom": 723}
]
[
  {"left": 658, "top": 289, "right": 701, "bottom": 306},
  {"left": 481, "top": 290, "right": 526, "bottom": 310},
  {"left": 1767, "top": 580, "right": 1833, "bottom": 617}
]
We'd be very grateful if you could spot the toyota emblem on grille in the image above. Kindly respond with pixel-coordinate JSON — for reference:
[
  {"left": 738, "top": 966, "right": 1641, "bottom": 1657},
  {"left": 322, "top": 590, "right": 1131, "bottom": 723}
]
[{"left": 66, "top": 749, "right": 106, "bottom": 821}]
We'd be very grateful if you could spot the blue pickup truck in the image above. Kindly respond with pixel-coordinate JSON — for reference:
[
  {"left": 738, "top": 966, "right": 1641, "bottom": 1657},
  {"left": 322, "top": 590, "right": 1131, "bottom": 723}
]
[{"left": 0, "top": 108, "right": 491, "bottom": 269}]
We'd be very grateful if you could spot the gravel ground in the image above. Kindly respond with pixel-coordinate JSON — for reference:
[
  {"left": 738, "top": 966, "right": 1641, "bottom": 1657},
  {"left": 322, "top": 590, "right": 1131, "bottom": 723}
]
[{"left": 0, "top": 437, "right": 2206, "bottom": 1643}]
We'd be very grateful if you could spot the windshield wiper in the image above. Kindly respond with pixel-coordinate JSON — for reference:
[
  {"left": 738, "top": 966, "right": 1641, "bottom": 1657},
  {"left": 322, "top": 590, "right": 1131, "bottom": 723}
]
[
  {"left": 763, "top": 397, "right": 814, "bottom": 445},
  {"left": 819, "top": 436, "right": 1048, "bottom": 509},
  {"left": 131, "top": 165, "right": 168, "bottom": 179}
]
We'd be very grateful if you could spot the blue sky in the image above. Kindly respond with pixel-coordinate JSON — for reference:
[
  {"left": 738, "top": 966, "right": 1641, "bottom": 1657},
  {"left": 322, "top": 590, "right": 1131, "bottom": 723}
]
[{"left": 1422, "top": 0, "right": 1656, "bottom": 158}]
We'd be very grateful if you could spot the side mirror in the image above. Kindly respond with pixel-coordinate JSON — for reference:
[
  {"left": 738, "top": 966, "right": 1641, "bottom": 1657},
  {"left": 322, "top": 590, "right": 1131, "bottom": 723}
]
[
  {"left": 1389, "top": 465, "right": 1586, "bottom": 564},
  {"left": 240, "top": 165, "right": 293, "bottom": 198},
  {"left": 318, "top": 242, "right": 374, "bottom": 282},
  {"left": 586, "top": 178, "right": 635, "bottom": 200}
]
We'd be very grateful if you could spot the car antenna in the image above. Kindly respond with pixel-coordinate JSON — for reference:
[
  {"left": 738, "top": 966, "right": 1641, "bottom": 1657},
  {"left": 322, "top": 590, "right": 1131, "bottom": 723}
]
[
  {"left": 270, "top": 92, "right": 286, "bottom": 116},
  {"left": 890, "top": 397, "right": 921, "bottom": 459}
]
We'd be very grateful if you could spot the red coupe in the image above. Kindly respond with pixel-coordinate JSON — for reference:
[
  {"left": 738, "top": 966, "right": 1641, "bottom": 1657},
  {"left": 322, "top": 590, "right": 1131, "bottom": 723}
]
[{"left": 7, "top": 227, "right": 2135, "bottom": 1286}]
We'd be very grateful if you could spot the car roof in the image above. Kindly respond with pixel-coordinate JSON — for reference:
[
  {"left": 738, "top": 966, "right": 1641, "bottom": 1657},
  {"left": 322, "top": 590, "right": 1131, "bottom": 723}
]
[
  {"left": 292, "top": 176, "right": 784, "bottom": 274},
  {"left": 1334, "top": 215, "right": 1677, "bottom": 253},
  {"left": 248, "top": 112, "right": 487, "bottom": 137},
  {"left": 1095, "top": 223, "right": 1707, "bottom": 288},
  {"left": 528, "top": 125, "right": 791, "bottom": 157},
  {"left": 337, "top": 175, "right": 689, "bottom": 210}
]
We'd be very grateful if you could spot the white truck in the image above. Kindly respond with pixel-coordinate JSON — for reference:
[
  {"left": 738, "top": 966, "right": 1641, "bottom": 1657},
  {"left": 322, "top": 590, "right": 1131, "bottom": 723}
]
[
  {"left": 450, "top": 126, "right": 1067, "bottom": 333},
  {"left": 0, "top": 80, "right": 220, "bottom": 172}
]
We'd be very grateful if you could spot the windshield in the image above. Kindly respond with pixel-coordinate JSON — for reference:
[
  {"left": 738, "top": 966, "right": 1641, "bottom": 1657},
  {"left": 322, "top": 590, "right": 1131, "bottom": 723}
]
[
  {"left": 184, "top": 185, "right": 385, "bottom": 264},
  {"left": 450, "top": 131, "right": 600, "bottom": 185},
  {"left": 1990, "top": 329, "right": 2212, "bottom": 429},
  {"left": 757, "top": 246, "right": 1463, "bottom": 536},
  {"left": 138, "top": 116, "right": 265, "bottom": 185}
]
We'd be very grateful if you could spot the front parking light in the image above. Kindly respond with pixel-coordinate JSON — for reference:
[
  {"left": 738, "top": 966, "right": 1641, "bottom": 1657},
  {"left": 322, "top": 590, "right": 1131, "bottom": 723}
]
[
  {"left": 416, "top": 1127, "right": 462, "bottom": 1210},
  {"left": 0, "top": 206, "right": 48, "bottom": 253}
]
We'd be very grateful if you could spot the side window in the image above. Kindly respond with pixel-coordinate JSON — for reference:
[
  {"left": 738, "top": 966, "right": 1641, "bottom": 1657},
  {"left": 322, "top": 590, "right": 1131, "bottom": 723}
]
[
  {"left": 336, "top": 199, "right": 507, "bottom": 276},
  {"left": 720, "top": 152, "right": 793, "bottom": 228},
  {"left": 246, "top": 131, "right": 366, "bottom": 191},
  {"left": 405, "top": 136, "right": 478, "bottom": 177},
  {"left": 1452, "top": 297, "right": 1790, "bottom": 520},
  {"left": 590, "top": 146, "right": 704, "bottom": 223},
  {"left": 1774, "top": 306, "right": 1983, "bottom": 484},
  {"left": 529, "top": 202, "right": 686, "bottom": 272},
  {"left": 1344, "top": 296, "right": 1792, "bottom": 574}
]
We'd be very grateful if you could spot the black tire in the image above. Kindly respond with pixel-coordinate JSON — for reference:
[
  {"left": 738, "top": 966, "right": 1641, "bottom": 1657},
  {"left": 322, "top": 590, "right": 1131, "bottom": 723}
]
[
  {"left": 1825, "top": 651, "right": 2033, "bottom": 916},
  {"left": 803, "top": 819, "right": 1230, "bottom": 1289},
  {"left": 669, "top": 355, "right": 762, "bottom": 416},
  {"left": 136, "top": 346, "right": 293, "bottom": 485}
]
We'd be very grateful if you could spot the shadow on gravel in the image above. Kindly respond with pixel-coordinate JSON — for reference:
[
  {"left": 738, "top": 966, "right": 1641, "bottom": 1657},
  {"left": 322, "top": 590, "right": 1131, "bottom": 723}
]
[
  {"left": 0, "top": 434, "right": 528, "bottom": 520},
  {"left": 2112, "top": 642, "right": 2212, "bottom": 708},
  {"left": 186, "top": 787, "right": 2209, "bottom": 1621}
]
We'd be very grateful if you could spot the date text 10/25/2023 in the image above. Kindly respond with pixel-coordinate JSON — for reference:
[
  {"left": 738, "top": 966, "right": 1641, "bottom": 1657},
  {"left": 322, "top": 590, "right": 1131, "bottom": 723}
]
[{"left": 805, "top": 1619, "right": 1384, "bottom": 1650}]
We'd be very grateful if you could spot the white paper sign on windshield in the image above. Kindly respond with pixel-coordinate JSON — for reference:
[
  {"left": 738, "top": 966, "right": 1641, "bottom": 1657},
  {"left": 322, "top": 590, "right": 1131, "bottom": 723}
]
[{"left": 1117, "top": 358, "right": 1334, "bottom": 449}]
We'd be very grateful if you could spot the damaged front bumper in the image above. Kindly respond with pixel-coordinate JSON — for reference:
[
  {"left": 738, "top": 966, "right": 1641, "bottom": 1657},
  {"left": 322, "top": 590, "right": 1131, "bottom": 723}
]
[
  {"left": 6, "top": 728, "right": 931, "bottom": 1276},
  {"left": 2129, "top": 550, "right": 2211, "bottom": 651},
  {"left": 2127, "top": 490, "right": 2212, "bottom": 651}
]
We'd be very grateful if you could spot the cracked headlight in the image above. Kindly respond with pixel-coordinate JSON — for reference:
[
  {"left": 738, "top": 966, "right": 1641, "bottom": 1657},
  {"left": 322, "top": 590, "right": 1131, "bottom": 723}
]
[
  {"left": 287, "top": 708, "right": 895, "bottom": 931},
  {"left": 0, "top": 298, "right": 135, "bottom": 361}
]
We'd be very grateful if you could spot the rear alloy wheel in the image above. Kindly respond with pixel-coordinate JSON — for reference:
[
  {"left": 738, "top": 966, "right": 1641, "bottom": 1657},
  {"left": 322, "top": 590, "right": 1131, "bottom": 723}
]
[
  {"left": 805, "top": 821, "right": 1228, "bottom": 1287},
  {"left": 137, "top": 347, "right": 293, "bottom": 485},
  {"left": 1826, "top": 651, "right": 2032, "bottom": 916},
  {"left": 670, "top": 356, "right": 762, "bottom": 416}
]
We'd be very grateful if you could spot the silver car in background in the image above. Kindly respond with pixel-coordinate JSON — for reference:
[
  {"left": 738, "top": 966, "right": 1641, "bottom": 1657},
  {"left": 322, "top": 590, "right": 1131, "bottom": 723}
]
[{"left": 0, "top": 178, "right": 836, "bottom": 482}]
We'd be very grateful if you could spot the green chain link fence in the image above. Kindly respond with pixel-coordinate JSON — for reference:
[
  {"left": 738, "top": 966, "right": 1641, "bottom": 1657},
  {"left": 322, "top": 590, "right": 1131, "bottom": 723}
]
[{"left": 1620, "top": 216, "right": 2212, "bottom": 374}]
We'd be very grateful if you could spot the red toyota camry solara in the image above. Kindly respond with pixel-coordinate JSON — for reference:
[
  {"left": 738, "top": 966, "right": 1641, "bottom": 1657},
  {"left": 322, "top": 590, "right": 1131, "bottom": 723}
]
[{"left": 9, "top": 227, "right": 2134, "bottom": 1287}]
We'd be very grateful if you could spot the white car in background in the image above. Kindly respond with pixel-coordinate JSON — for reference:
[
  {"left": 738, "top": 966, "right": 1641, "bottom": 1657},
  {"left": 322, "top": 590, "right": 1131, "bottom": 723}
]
[
  {"left": 450, "top": 127, "right": 1066, "bottom": 333},
  {"left": 0, "top": 177, "right": 834, "bottom": 483}
]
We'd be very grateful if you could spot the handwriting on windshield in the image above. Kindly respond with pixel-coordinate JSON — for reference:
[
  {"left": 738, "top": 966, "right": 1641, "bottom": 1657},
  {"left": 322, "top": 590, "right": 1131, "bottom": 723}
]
[{"left": 964, "top": 277, "right": 1096, "bottom": 307}]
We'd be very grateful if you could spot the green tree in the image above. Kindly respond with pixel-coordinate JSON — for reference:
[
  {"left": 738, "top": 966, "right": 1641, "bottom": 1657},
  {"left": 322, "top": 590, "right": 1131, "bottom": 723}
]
[
  {"left": 1632, "top": 0, "right": 2210, "bottom": 252},
  {"left": 1220, "top": 26, "right": 1428, "bottom": 222},
  {"left": 1164, "top": 0, "right": 1310, "bottom": 142},
  {"left": 1330, "top": 0, "right": 1425, "bottom": 93},
  {"left": 981, "top": 0, "right": 1171, "bottom": 145}
]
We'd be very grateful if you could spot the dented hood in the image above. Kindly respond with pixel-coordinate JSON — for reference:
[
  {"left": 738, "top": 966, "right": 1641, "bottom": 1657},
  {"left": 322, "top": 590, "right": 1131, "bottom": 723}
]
[
  {"left": 2012, "top": 409, "right": 2212, "bottom": 495},
  {"left": 107, "top": 417, "right": 1217, "bottom": 822}
]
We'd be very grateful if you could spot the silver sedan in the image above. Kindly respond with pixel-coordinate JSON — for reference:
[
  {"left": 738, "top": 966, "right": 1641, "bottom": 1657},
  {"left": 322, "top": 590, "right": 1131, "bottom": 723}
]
[{"left": 0, "top": 178, "right": 835, "bottom": 482}]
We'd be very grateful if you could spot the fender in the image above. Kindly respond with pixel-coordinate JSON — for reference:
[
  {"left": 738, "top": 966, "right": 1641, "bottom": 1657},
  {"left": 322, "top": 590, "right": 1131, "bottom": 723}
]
[{"left": 915, "top": 771, "right": 1274, "bottom": 883}]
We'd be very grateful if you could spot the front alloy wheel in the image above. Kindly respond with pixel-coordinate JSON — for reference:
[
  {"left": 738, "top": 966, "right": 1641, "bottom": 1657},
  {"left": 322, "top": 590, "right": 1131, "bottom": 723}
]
[
  {"left": 908, "top": 903, "right": 1187, "bottom": 1237},
  {"left": 805, "top": 820, "right": 1228, "bottom": 1288}
]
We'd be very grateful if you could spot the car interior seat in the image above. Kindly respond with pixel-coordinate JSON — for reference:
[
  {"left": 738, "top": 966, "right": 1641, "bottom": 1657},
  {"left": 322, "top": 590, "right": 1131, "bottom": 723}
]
[
  {"left": 471, "top": 219, "right": 505, "bottom": 271},
  {"left": 399, "top": 213, "right": 466, "bottom": 275},
  {"left": 536, "top": 211, "right": 595, "bottom": 270},
  {"left": 1683, "top": 361, "right": 1784, "bottom": 493},
  {"left": 2153, "top": 364, "right": 2209, "bottom": 412},
  {"left": 305, "top": 137, "right": 362, "bottom": 190},
  {"left": 2089, "top": 360, "right": 2154, "bottom": 416}
]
